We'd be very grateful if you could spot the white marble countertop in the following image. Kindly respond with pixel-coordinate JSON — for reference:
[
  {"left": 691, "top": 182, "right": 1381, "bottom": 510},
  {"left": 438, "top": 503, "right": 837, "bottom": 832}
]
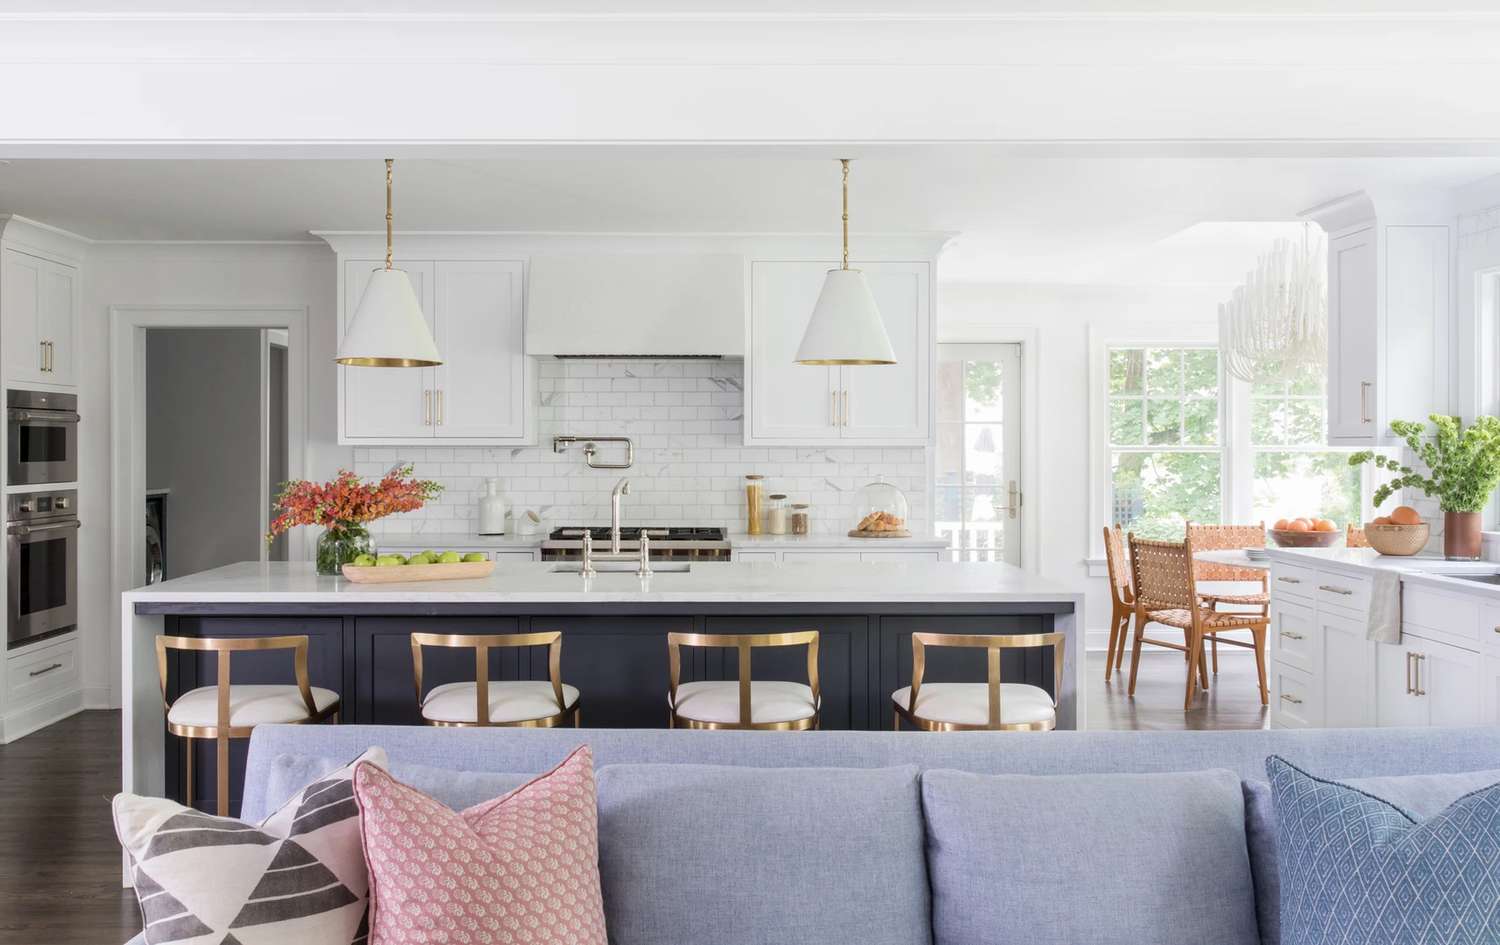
[
  {"left": 726, "top": 532, "right": 950, "bottom": 550},
  {"left": 1264, "top": 546, "right": 1500, "bottom": 597},
  {"left": 122, "top": 560, "right": 1082, "bottom": 605}
]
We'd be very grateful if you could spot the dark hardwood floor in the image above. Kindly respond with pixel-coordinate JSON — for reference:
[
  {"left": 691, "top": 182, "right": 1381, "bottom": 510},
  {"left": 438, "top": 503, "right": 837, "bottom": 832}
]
[
  {"left": 0, "top": 710, "right": 140, "bottom": 945},
  {"left": 0, "top": 656, "right": 1263, "bottom": 944},
  {"left": 1086, "top": 650, "right": 1271, "bottom": 731}
]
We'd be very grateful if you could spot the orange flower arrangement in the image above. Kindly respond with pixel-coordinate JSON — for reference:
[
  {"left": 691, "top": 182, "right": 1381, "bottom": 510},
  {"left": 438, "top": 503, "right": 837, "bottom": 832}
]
[{"left": 267, "top": 465, "right": 443, "bottom": 542}]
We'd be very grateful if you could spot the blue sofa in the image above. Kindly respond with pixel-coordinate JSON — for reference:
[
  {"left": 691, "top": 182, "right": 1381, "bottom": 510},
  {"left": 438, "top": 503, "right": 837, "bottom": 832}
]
[{"left": 125, "top": 726, "right": 1500, "bottom": 945}]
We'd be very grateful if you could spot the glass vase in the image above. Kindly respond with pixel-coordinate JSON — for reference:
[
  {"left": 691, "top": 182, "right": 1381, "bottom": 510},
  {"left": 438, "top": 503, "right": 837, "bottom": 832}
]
[{"left": 316, "top": 522, "right": 372, "bottom": 576}]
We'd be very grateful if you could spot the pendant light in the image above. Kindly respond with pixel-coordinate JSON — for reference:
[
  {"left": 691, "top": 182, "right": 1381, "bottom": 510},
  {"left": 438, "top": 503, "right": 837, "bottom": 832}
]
[
  {"left": 335, "top": 159, "right": 442, "bottom": 367},
  {"left": 794, "top": 159, "right": 896, "bottom": 366}
]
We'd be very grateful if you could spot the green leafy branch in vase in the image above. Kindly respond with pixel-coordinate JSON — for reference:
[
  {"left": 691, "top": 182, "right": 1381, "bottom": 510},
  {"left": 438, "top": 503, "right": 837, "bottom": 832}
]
[{"left": 1348, "top": 415, "right": 1500, "bottom": 514}]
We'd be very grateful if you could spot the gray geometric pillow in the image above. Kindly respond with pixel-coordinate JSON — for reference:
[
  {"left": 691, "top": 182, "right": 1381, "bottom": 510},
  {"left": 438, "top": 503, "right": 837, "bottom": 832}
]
[
  {"left": 1268, "top": 755, "right": 1500, "bottom": 945},
  {"left": 113, "top": 747, "right": 385, "bottom": 945}
]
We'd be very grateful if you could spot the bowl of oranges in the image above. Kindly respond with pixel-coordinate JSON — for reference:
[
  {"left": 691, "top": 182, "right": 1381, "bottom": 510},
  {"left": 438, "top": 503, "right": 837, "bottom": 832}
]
[
  {"left": 1364, "top": 506, "right": 1429, "bottom": 556},
  {"left": 1270, "top": 516, "right": 1341, "bottom": 548}
]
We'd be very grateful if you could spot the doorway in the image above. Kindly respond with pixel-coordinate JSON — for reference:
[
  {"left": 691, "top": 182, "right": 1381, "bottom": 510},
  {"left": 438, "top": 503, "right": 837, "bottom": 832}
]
[{"left": 935, "top": 343, "right": 1024, "bottom": 564}]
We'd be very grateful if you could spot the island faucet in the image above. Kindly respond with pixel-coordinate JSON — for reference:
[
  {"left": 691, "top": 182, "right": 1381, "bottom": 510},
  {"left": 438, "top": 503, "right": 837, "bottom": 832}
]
[{"left": 610, "top": 478, "right": 631, "bottom": 553}]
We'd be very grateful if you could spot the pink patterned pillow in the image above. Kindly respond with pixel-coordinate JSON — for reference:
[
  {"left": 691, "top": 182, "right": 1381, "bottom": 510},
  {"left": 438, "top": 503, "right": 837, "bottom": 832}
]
[{"left": 353, "top": 745, "right": 607, "bottom": 945}]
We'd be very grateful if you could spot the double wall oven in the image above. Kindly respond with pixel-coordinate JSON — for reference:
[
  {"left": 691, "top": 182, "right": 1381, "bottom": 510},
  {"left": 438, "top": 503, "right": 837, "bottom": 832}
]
[{"left": 6, "top": 390, "right": 81, "bottom": 648}]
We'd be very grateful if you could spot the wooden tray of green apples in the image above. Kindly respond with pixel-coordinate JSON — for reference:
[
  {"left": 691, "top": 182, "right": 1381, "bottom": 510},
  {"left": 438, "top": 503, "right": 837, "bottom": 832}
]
[{"left": 341, "top": 549, "right": 495, "bottom": 583}]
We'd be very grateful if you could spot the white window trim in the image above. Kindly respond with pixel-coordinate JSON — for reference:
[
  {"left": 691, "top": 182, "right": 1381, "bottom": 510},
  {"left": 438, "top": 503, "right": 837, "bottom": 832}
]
[{"left": 1085, "top": 320, "right": 1385, "bottom": 576}]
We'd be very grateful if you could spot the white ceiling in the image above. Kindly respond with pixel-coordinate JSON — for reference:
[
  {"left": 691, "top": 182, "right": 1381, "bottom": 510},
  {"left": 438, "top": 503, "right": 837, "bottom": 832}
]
[{"left": 2, "top": 151, "right": 1495, "bottom": 284}]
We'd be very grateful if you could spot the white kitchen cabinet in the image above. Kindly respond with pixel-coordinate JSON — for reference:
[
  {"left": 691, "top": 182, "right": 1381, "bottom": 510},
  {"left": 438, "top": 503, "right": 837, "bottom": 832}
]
[
  {"left": 1320, "top": 610, "right": 1375, "bottom": 728},
  {"left": 2, "top": 247, "right": 78, "bottom": 387},
  {"left": 747, "top": 260, "right": 931, "bottom": 445},
  {"left": 783, "top": 551, "right": 863, "bottom": 563},
  {"left": 1481, "top": 653, "right": 1500, "bottom": 726},
  {"left": 1310, "top": 193, "right": 1452, "bottom": 447},
  {"left": 1269, "top": 598, "right": 1316, "bottom": 674},
  {"left": 338, "top": 258, "right": 534, "bottom": 445},
  {"left": 1272, "top": 663, "right": 1320, "bottom": 729},
  {"left": 1377, "top": 633, "right": 1482, "bottom": 728}
]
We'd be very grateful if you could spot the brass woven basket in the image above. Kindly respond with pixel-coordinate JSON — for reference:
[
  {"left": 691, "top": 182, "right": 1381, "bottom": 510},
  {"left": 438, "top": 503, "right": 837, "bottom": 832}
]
[{"left": 1364, "top": 523, "right": 1430, "bottom": 556}]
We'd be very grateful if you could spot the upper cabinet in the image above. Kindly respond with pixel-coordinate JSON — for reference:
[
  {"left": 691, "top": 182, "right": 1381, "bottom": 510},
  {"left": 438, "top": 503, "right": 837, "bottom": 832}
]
[
  {"left": 1309, "top": 192, "right": 1453, "bottom": 446},
  {"left": 0, "top": 217, "right": 83, "bottom": 390},
  {"left": 747, "top": 259, "right": 932, "bottom": 445},
  {"left": 334, "top": 253, "right": 534, "bottom": 446}
]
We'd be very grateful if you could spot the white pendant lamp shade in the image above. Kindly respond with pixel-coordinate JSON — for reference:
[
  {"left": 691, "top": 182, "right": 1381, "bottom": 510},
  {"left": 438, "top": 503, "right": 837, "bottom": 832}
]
[
  {"left": 335, "top": 158, "right": 442, "bottom": 367},
  {"left": 794, "top": 268, "right": 896, "bottom": 365},
  {"left": 795, "top": 159, "right": 895, "bottom": 366},
  {"left": 336, "top": 268, "right": 441, "bottom": 366}
]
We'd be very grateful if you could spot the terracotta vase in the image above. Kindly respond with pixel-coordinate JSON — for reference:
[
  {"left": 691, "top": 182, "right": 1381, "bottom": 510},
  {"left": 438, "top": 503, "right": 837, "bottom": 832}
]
[{"left": 1443, "top": 510, "right": 1482, "bottom": 560}]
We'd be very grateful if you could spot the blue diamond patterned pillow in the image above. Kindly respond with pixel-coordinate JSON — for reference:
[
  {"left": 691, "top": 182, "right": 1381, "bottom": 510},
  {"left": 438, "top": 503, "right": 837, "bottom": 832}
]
[{"left": 1268, "top": 755, "right": 1500, "bottom": 945}]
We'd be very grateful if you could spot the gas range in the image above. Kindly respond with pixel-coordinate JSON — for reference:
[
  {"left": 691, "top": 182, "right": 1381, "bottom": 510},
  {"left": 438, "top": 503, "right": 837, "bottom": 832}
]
[{"left": 540, "top": 526, "right": 730, "bottom": 560}]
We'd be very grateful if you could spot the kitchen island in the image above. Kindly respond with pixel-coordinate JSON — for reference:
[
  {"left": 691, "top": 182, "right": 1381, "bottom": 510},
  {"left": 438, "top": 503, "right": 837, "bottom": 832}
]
[{"left": 121, "top": 559, "right": 1083, "bottom": 810}]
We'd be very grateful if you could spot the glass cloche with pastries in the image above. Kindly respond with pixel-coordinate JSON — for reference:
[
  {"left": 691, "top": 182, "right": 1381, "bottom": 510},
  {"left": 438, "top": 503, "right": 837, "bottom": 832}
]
[{"left": 850, "top": 476, "right": 911, "bottom": 538}]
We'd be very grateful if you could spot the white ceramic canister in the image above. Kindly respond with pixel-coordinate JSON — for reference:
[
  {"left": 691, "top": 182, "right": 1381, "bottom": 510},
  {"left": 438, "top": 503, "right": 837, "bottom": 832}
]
[{"left": 478, "top": 478, "right": 508, "bottom": 535}]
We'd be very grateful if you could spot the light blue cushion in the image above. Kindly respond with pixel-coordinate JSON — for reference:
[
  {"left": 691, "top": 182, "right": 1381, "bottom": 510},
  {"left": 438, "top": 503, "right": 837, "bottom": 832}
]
[
  {"left": 595, "top": 762, "right": 929, "bottom": 945},
  {"left": 921, "top": 767, "right": 1260, "bottom": 945},
  {"left": 1268, "top": 755, "right": 1500, "bottom": 945},
  {"left": 256, "top": 751, "right": 531, "bottom": 819},
  {"left": 1244, "top": 768, "right": 1500, "bottom": 945}
]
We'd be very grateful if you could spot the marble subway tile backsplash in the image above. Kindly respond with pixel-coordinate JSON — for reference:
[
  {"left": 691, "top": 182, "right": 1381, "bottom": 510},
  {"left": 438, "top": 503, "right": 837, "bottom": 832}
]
[{"left": 355, "top": 359, "right": 928, "bottom": 538}]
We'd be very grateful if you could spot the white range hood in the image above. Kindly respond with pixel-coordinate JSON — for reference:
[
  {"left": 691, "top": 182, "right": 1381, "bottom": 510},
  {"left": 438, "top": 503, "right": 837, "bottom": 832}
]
[{"left": 525, "top": 253, "right": 744, "bottom": 358}]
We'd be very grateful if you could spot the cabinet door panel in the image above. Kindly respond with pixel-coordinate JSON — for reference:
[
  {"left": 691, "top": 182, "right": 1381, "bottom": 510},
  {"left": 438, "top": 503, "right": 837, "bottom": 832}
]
[
  {"left": 1482, "top": 654, "right": 1500, "bottom": 726},
  {"left": 1321, "top": 612, "right": 1373, "bottom": 727},
  {"left": 1327, "top": 229, "right": 1377, "bottom": 442},
  {"left": 2, "top": 248, "right": 43, "bottom": 384},
  {"left": 1421, "top": 639, "right": 1482, "bottom": 728},
  {"left": 434, "top": 260, "right": 528, "bottom": 439},
  {"left": 341, "top": 259, "right": 435, "bottom": 439},
  {"left": 39, "top": 259, "right": 76, "bottom": 385},
  {"left": 841, "top": 262, "right": 929, "bottom": 441},
  {"left": 749, "top": 261, "right": 838, "bottom": 441}
]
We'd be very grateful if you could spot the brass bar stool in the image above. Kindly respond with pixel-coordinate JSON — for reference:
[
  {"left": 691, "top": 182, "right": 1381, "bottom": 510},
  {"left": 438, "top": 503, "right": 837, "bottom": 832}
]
[
  {"left": 410, "top": 631, "right": 580, "bottom": 727},
  {"left": 667, "top": 630, "right": 820, "bottom": 730},
  {"left": 156, "top": 634, "right": 340, "bottom": 816},
  {"left": 891, "top": 631, "right": 1065, "bottom": 731}
]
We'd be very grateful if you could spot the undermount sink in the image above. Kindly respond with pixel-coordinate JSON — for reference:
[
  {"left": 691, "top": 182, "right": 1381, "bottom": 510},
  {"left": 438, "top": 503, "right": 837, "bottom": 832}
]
[
  {"left": 1444, "top": 573, "right": 1500, "bottom": 586},
  {"left": 550, "top": 561, "right": 691, "bottom": 574}
]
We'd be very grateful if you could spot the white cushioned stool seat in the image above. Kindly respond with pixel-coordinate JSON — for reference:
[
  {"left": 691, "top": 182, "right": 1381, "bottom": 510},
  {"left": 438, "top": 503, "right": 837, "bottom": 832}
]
[
  {"left": 168, "top": 684, "right": 339, "bottom": 727},
  {"left": 421, "top": 680, "right": 580, "bottom": 724},
  {"left": 671, "top": 680, "right": 818, "bottom": 725},
  {"left": 891, "top": 682, "right": 1055, "bottom": 727}
]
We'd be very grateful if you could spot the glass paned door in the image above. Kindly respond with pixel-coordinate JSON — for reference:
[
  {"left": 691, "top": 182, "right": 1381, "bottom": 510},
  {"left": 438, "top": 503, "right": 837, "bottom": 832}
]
[{"left": 935, "top": 343, "right": 1022, "bottom": 563}]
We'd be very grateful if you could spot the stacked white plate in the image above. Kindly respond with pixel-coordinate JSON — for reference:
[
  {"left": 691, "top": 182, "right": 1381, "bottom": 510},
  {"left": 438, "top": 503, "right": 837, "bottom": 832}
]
[{"left": 1244, "top": 548, "right": 1270, "bottom": 562}]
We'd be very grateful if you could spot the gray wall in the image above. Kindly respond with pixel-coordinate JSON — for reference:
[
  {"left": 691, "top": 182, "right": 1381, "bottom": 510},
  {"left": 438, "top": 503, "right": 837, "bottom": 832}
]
[{"left": 146, "top": 328, "right": 264, "bottom": 579}]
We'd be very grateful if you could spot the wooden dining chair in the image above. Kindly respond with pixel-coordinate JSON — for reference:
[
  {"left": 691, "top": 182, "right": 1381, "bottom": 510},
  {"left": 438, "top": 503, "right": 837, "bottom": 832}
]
[
  {"left": 667, "top": 630, "right": 820, "bottom": 730},
  {"left": 1128, "top": 533, "right": 1269, "bottom": 710},
  {"left": 891, "top": 631, "right": 1065, "bottom": 731},
  {"left": 411, "top": 631, "right": 580, "bottom": 727},
  {"left": 1187, "top": 522, "right": 1270, "bottom": 674},
  {"left": 156, "top": 634, "right": 340, "bottom": 815},
  {"left": 1101, "top": 525, "right": 1135, "bottom": 681},
  {"left": 1346, "top": 523, "right": 1370, "bottom": 548}
]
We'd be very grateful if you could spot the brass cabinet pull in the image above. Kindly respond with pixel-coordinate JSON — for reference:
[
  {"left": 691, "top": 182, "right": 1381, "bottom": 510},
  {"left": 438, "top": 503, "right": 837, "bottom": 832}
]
[
  {"left": 1279, "top": 630, "right": 1305, "bottom": 641},
  {"left": 1412, "top": 653, "right": 1426, "bottom": 696},
  {"left": 28, "top": 662, "right": 62, "bottom": 677},
  {"left": 1280, "top": 693, "right": 1302, "bottom": 705},
  {"left": 423, "top": 390, "right": 431, "bottom": 426},
  {"left": 1360, "top": 380, "right": 1373, "bottom": 424},
  {"left": 39, "top": 341, "right": 46, "bottom": 372},
  {"left": 1405, "top": 651, "right": 1414, "bottom": 695},
  {"left": 1318, "top": 585, "right": 1354, "bottom": 596},
  {"left": 841, "top": 389, "right": 849, "bottom": 427},
  {"left": 436, "top": 389, "right": 444, "bottom": 426},
  {"left": 830, "top": 390, "right": 838, "bottom": 426},
  {"left": 1277, "top": 576, "right": 1302, "bottom": 584}
]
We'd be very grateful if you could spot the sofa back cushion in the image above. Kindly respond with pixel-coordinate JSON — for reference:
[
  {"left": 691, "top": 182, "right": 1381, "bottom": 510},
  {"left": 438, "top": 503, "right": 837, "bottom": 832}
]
[
  {"left": 1243, "top": 767, "right": 1500, "bottom": 945},
  {"left": 921, "top": 767, "right": 1259, "bottom": 945},
  {"left": 595, "top": 763, "right": 929, "bottom": 945}
]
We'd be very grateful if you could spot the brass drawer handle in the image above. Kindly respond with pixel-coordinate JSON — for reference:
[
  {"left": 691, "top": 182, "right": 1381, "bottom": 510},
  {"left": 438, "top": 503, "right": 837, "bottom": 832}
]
[
  {"left": 1412, "top": 653, "right": 1426, "bottom": 697},
  {"left": 1318, "top": 585, "right": 1354, "bottom": 596},
  {"left": 1279, "top": 630, "right": 1305, "bottom": 641},
  {"left": 1277, "top": 576, "right": 1302, "bottom": 584},
  {"left": 1280, "top": 693, "right": 1302, "bottom": 705},
  {"left": 28, "top": 662, "right": 62, "bottom": 677}
]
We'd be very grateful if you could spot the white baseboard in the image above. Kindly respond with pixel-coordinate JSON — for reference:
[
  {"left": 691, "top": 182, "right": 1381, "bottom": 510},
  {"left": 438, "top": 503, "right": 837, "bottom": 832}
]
[
  {"left": 82, "top": 686, "right": 114, "bottom": 710},
  {"left": 0, "top": 687, "right": 84, "bottom": 744}
]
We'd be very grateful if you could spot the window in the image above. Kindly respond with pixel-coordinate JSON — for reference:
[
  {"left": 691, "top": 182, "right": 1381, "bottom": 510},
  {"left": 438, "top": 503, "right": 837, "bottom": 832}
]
[
  {"left": 1248, "top": 374, "right": 1361, "bottom": 526},
  {"left": 935, "top": 344, "right": 1021, "bottom": 563},
  {"left": 1107, "top": 346, "right": 1223, "bottom": 539}
]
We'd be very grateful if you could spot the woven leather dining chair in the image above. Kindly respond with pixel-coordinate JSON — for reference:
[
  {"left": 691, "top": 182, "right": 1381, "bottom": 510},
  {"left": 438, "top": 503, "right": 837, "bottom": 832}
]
[
  {"left": 1187, "top": 522, "right": 1270, "bottom": 675},
  {"left": 1101, "top": 525, "right": 1135, "bottom": 681}
]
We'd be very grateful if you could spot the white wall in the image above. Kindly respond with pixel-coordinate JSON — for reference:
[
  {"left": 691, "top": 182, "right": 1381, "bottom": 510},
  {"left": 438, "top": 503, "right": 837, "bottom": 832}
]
[
  {"left": 146, "top": 328, "right": 265, "bottom": 579},
  {"left": 938, "top": 282, "right": 1227, "bottom": 641},
  {"left": 358, "top": 358, "right": 927, "bottom": 539},
  {"left": 81, "top": 242, "right": 345, "bottom": 706}
]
